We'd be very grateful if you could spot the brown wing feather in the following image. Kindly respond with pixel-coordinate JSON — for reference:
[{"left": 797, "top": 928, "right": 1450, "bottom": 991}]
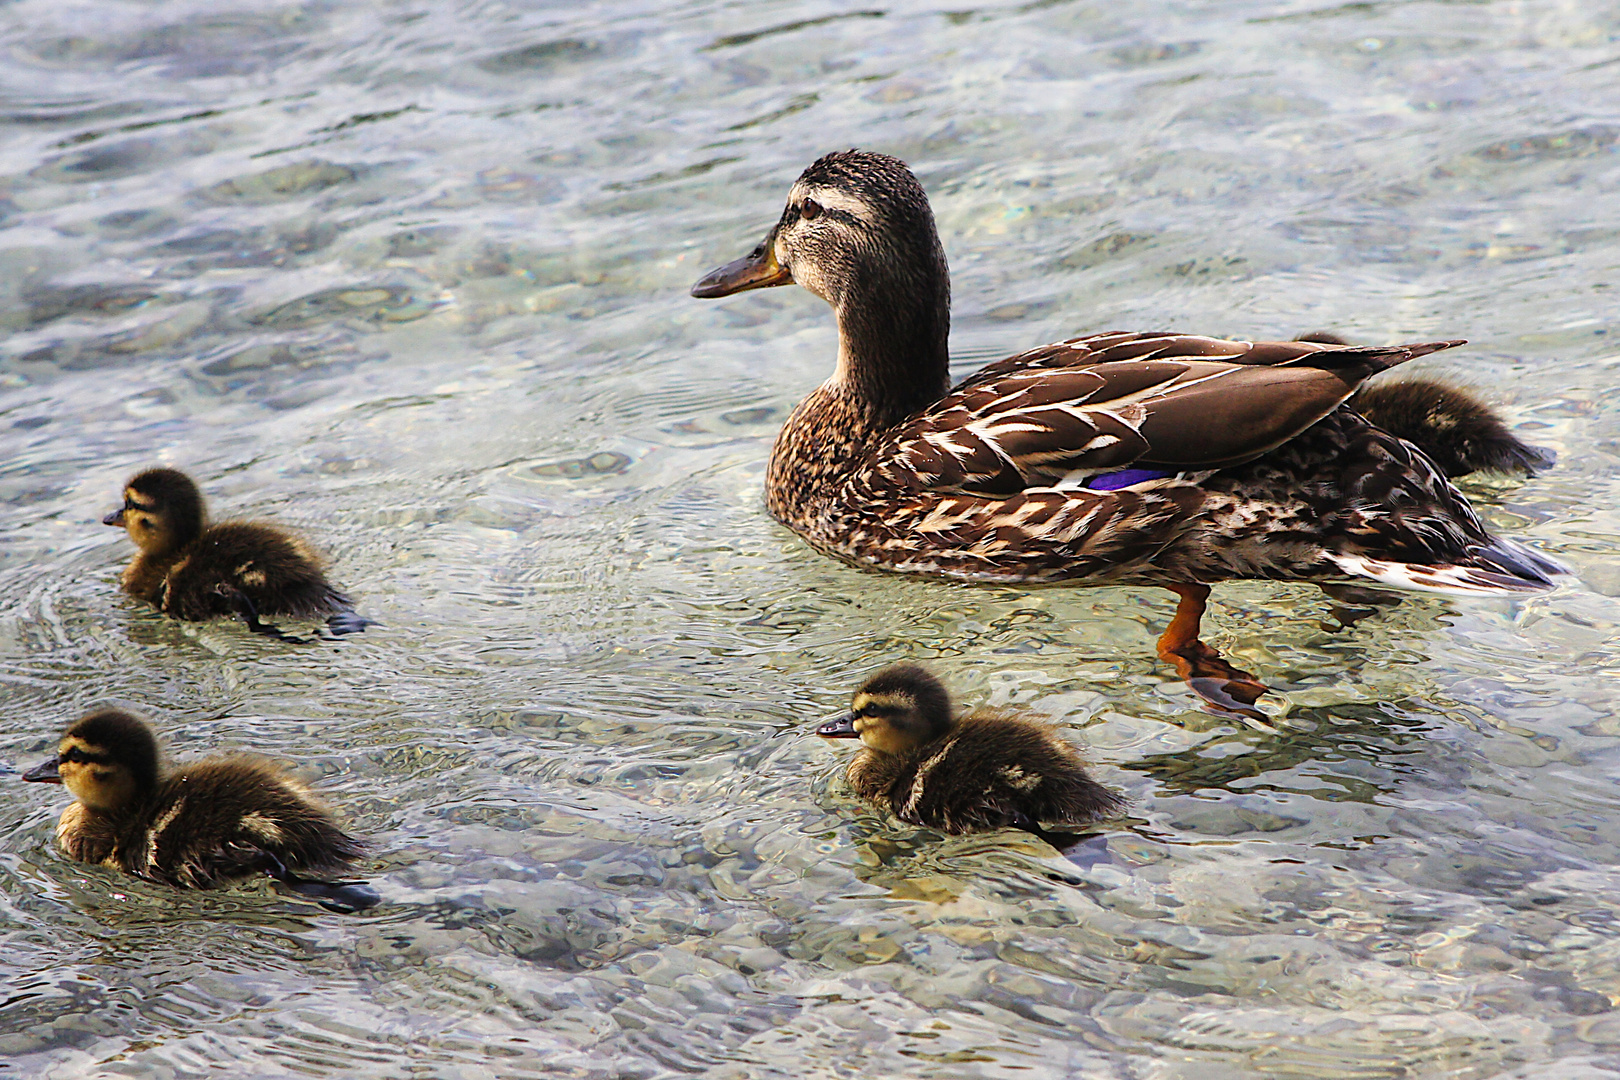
[{"left": 873, "top": 332, "right": 1465, "bottom": 495}]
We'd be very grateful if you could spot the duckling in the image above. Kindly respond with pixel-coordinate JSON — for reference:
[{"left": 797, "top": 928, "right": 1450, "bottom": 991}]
[
  {"left": 104, "top": 467, "right": 366, "bottom": 639},
  {"left": 1296, "top": 333, "right": 1553, "bottom": 477},
  {"left": 692, "top": 151, "right": 1565, "bottom": 715},
  {"left": 23, "top": 709, "right": 378, "bottom": 912},
  {"left": 817, "top": 664, "right": 1125, "bottom": 835},
  {"left": 1347, "top": 380, "right": 1555, "bottom": 478}
]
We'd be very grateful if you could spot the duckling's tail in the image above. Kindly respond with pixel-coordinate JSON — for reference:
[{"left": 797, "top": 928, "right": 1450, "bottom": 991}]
[{"left": 1329, "top": 536, "right": 1566, "bottom": 596}]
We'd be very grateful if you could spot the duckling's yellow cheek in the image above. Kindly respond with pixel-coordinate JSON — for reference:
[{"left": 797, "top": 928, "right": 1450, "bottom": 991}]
[
  {"left": 858, "top": 724, "right": 911, "bottom": 757},
  {"left": 59, "top": 764, "right": 92, "bottom": 799}
]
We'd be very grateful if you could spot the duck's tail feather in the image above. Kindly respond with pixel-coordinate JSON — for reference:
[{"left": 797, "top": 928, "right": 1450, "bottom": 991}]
[
  {"left": 1329, "top": 539, "right": 1566, "bottom": 597},
  {"left": 1468, "top": 536, "right": 1567, "bottom": 584},
  {"left": 1298, "top": 339, "right": 1467, "bottom": 381}
]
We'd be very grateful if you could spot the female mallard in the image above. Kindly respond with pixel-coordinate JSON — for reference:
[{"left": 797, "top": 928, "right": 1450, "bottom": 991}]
[
  {"left": 817, "top": 663, "right": 1123, "bottom": 834},
  {"left": 105, "top": 467, "right": 366, "bottom": 640},
  {"left": 692, "top": 150, "right": 1562, "bottom": 712},
  {"left": 23, "top": 708, "right": 377, "bottom": 911}
]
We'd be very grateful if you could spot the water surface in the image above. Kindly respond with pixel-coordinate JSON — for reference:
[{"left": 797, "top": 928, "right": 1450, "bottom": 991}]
[{"left": 2, "top": 0, "right": 1618, "bottom": 1076}]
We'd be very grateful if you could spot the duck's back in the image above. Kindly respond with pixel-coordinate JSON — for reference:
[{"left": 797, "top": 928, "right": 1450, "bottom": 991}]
[
  {"left": 115, "top": 757, "right": 364, "bottom": 888},
  {"left": 162, "top": 522, "right": 348, "bottom": 620},
  {"left": 852, "top": 715, "right": 1123, "bottom": 833}
]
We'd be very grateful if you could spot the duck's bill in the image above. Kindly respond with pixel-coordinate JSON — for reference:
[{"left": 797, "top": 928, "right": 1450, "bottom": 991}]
[
  {"left": 816, "top": 714, "right": 859, "bottom": 739},
  {"left": 102, "top": 508, "right": 125, "bottom": 526},
  {"left": 23, "top": 757, "right": 62, "bottom": 783},
  {"left": 690, "top": 237, "right": 791, "bottom": 298}
]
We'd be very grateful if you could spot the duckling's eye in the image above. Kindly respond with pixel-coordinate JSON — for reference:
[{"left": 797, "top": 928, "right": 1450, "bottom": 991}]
[{"left": 800, "top": 199, "right": 821, "bottom": 222}]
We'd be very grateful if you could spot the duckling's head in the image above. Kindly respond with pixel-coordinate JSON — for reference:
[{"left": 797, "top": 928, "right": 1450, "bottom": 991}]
[
  {"left": 24, "top": 709, "right": 160, "bottom": 813},
  {"left": 818, "top": 663, "right": 954, "bottom": 756},
  {"left": 103, "top": 468, "right": 205, "bottom": 554},
  {"left": 692, "top": 151, "right": 950, "bottom": 408}
]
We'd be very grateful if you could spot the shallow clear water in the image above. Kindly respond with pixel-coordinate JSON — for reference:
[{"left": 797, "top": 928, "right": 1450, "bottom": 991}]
[{"left": 1, "top": 0, "right": 1617, "bottom": 1076}]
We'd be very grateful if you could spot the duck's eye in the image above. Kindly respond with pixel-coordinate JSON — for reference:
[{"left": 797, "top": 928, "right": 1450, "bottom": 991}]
[{"left": 800, "top": 199, "right": 821, "bottom": 222}]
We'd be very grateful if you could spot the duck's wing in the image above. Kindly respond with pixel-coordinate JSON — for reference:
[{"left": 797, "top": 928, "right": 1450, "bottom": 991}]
[{"left": 880, "top": 332, "right": 1465, "bottom": 496}]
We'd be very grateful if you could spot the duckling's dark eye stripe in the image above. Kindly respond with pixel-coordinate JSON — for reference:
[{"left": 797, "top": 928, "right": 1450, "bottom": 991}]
[{"left": 62, "top": 747, "right": 112, "bottom": 765}]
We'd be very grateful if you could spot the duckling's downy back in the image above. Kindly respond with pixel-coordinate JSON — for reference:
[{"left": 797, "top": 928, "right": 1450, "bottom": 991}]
[
  {"left": 850, "top": 712, "right": 1125, "bottom": 834},
  {"left": 128, "top": 757, "right": 365, "bottom": 889}
]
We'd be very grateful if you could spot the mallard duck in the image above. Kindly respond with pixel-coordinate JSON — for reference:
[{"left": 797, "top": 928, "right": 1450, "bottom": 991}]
[
  {"left": 692, "top": 150, "right": 1563, "bottom": 712},
  {"left": 817, "top": 663, "right": 1124, "bottom": 834},
  {"left": 23, "top": 708, "right": 377, "bottom": 912},
  {"left": 1297, "top": 332, "right": 1555, "bottom": 478},
  {"left": 104, "top": 467, "right": 366, "bottom": 640}
]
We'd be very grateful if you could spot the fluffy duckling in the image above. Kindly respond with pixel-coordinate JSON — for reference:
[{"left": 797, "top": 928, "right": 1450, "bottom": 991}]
[
  {"left": 1296, "top": 333, "right": 1553, "bottom": 477},
  {"left": 24, "top": 709, "right": 378, "bottom": 912},
  {"left": 105, "top": 467, "right": 366, "bottom": 639},
  {"left": 1348, "top": 380, "right": 1554, "bottom": 478},
  {"left": 817, "top": 664, "right": 1124, "bottom": 835}
]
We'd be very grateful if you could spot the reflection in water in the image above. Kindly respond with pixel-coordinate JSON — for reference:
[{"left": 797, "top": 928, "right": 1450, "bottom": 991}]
[{"left": 0, "top": 0, "right": 1618, "bottom": 1076}]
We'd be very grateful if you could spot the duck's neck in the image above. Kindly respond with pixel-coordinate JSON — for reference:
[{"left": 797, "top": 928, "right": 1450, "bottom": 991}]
[
  {"left": 766, "top": 258, "right": 950, "bottom": 531},
  {"left": 829, "top": 261, "right": 951, "bottom": 429}
]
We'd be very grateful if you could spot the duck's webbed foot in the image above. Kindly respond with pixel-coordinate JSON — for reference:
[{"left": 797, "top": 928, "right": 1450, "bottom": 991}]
[
  {"left": 1156, "top": 584, "right": 1268, "bottom": 718},
  {"left": 250, "top": 848, "right": 380, "bottom": 914},
  {"left": 325, "top": 609, "right": 371, "bottom": 636},
  {"left": 213, "top": 585, "right": 309, "bottom": 644}
]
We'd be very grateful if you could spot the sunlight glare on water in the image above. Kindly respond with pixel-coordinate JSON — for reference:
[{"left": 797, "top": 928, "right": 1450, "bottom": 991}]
[{"left": 1, "top": 0, "right": 1618, "bottom": 1077}]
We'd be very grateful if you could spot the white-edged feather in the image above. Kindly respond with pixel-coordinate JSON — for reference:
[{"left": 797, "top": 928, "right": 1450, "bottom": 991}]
[{"left": 1328, "top": 552, "right": 1557, "bottom": 596}]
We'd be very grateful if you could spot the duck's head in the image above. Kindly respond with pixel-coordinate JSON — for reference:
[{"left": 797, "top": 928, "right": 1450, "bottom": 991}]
[
  {"left": 103, "top": 467, "right": 204, "bottom": 554},
  {"left": 818, "top": 663, "right": 954, "bottom": 756},
  {"left": 24, "top": 709, "right": 160, "bottom": 814},
  {"left": 692, "top": 151, "right": 950, "bottom": 411}
]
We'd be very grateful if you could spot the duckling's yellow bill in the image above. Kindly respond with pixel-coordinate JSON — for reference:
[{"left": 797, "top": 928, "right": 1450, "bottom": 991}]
[
  {"left": 690, "top": 237, "right": 792, "bottom": 298},
  {"left": 23, "top": 757, "right": 62, "bottom": 783},
  {"left": 816, "top": 714, "right": 859, "bottom": 739}
]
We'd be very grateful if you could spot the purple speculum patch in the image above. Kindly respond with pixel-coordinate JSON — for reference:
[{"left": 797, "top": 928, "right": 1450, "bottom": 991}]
[{"left": 1086, "top": 468, "right": 1172, "bottom": 491}]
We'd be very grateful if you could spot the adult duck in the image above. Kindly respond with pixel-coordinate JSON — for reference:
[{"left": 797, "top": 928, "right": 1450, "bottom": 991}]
[{"left": 691, "top": 150, "right": 1561, "bottom": 713}]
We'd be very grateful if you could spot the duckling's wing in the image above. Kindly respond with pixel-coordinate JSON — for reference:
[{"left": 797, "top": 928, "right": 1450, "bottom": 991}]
[{"left": 879, "top": 333, "right": 1465, "bottom": 496}]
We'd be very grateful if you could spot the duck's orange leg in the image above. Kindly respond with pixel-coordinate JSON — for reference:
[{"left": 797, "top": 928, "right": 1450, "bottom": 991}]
[{"left": 1156, "top": 584, "right": 1268, "bottom": 717}]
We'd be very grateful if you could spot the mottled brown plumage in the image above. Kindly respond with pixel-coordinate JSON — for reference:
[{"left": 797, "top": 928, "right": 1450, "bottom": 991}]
[
  {"left": 693, "top": 151, "right": 1564, "bottom": 710},
  {"left": 105, "top": 468, "right": 364, "bottom": 637},
  {"left": 817, "top": 664, "right": 1123, "bottom": 834},
  {"left": 23, "top": 709, "right": 375, "bottom": 909}
]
